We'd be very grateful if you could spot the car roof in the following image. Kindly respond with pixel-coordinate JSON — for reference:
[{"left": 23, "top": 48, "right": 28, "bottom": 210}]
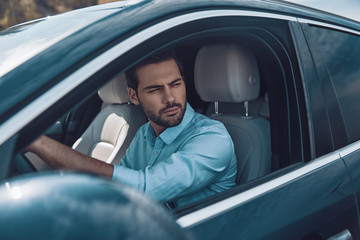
[
  {"left": 0, "top": 0, "right": 359, "bottom": 125},
  {"left": 1, "top": 0, "right": 359, "bottom": 71},
  {"left": 1, "top": 0, "right": 358, "bottom": 77}
]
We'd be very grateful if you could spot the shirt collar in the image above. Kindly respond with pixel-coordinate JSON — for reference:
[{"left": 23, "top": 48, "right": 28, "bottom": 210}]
[
  {"left": 144, "top": 122, "right": 155, "bottom": 143},
  {"left": 144, "top": 102, "right": 195, "bottom": 145}
]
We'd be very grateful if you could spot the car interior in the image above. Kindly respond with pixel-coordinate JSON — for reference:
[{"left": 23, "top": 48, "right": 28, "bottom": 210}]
[
  {"left": 10, "top": 20, "right": 310, "bottom": 211},
  {"left": 193, "top": 43, "right": 271, "bottom": 184},
  {"left": 72, "top": 74, "right": 146, "bottom": 165}
]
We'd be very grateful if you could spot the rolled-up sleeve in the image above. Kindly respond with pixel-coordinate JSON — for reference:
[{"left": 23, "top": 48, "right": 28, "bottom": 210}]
[{"left": 112, "top": 164, "right": 145, "bottom": 190}]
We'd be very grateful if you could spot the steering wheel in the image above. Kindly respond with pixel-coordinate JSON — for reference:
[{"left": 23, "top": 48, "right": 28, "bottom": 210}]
[{"left": 14, "top": 152, "right": 52, "bottom": 173}]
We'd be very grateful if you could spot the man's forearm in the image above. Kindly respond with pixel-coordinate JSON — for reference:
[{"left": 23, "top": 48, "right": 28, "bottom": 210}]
[{"left": 27, "top": 135, "right": 114, "bottom": 178}]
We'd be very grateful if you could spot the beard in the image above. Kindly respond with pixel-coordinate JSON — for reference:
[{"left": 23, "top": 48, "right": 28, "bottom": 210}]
[{"left": 141, "top": 101, "right": 186, "bottom": 128}]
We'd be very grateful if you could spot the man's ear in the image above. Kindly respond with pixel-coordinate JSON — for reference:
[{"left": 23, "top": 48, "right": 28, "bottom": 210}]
[{"left": 128, "top": 88, "right": 140, "bottom": 105}]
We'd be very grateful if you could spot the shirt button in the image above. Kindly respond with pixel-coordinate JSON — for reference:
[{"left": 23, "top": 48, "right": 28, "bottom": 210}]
[{"left": 154, "top": 151, "right": 158, "bottom": 154}]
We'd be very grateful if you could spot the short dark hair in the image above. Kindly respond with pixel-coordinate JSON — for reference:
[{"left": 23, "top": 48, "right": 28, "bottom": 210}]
[{"left": 125, "top": 49, "right": 184, "bottom": 93}]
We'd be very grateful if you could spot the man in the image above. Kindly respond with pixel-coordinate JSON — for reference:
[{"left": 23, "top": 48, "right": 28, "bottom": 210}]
[{"left": 28, "top": 50, "right": 237, "bottom": 208}]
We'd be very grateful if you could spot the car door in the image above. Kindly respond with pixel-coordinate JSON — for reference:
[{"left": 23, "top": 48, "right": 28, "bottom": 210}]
[
  {"left": 171, "top": 11, "right": 359, "bottom": 240},
  {"left": 300, "top": 18, "right": 360, "bottom": 234}
]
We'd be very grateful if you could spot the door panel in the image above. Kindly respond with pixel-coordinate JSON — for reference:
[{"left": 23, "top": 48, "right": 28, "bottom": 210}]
[
  {"left": 178, "top": 154, "right": 357, "bottom": 239},
  {"left": 338, "top": 141, "right": 360, "bottom": 238},
  {"left": 301, "top": 22, "right": 360, "bottom": 236}
]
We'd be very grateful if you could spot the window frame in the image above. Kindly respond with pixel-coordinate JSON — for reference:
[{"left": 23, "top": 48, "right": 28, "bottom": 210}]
[{"left": 7, "top": 8, "right": 307, "bottom": 200}]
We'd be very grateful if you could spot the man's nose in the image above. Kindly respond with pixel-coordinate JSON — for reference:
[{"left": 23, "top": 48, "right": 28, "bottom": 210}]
[{"left": 163, "top": 87, "right": 175, "bottom": 103}]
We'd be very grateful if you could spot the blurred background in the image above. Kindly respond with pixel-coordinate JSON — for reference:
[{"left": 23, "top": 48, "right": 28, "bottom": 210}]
[
  {"left": 288, "top": 0, "right": 360, "bottom": 23},
  {"left": 0, "top": 0, "right": 119, "bottom": 30},
  {"left": 1, "top": 0, "right": 359, "bottom": 31}
]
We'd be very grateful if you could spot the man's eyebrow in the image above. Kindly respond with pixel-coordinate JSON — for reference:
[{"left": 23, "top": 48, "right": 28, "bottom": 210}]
[
  {"left": 169, "top": 78, "right": 182, "bottom": 85},
  {"left": 142, "top": 78, "right": 183, "bottom": 90},
  {"left": 143, "top": 84, "right": 163, "bottom": 91}
]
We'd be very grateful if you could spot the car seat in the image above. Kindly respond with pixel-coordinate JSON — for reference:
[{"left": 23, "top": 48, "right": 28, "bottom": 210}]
[
  {"left": 195, "top": 43, "right": 271, "bottom": 184},
  {"left": 72, "top": 74, "right": 147, "bottom": 165}
]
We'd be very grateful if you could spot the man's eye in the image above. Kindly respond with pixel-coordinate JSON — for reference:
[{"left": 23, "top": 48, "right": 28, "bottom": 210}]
[
  {"left": 148, "top": 88, "right": 159, "bottom": 93},
  {"left": 172, "top": 82, "right": 181, "bottom": 87}
]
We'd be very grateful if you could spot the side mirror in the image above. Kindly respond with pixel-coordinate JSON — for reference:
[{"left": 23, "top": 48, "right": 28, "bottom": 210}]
[{"left": 0, "top": 172, "right": 192, "bottom": 240}]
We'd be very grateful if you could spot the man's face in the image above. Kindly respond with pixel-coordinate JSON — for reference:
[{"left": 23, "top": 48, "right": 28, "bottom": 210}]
[{"left": 128, "top": 58, "right": 187, "bottom": 135}]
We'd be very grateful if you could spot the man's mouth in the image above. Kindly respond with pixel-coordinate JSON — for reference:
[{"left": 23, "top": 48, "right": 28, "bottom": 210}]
[
  {"left": 162, "top": 106, "right": 179, "bottom": 116},
  {"left": 160, "top": 103, "right": 181, "bottom": 116}
]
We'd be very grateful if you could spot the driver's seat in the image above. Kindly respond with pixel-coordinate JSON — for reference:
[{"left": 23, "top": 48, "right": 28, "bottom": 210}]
[{"left": 195, "top": 43, "right": 271, "bottom": 184}]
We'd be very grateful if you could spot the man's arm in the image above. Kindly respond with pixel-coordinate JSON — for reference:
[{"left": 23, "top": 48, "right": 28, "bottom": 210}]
[{"left": 27, "top": 135, "right": 113, "bottom": 178}]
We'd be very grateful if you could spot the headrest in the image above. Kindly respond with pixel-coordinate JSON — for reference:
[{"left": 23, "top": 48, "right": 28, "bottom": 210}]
[
  {"left": 98, "top": 73, "right": 130, "bottom": 104},
  {"left": 195, "top": 43, "right": 260, "bottom": 103}
]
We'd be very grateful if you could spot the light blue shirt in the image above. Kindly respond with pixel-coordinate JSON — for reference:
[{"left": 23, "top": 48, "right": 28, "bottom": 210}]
[{"left": 113, "top": 103, "right": 237, "bottom": 207}]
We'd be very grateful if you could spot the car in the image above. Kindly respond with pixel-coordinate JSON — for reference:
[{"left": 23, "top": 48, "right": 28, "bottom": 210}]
[{"left": 0, "top": 0, "right": 360, "bottom": 239}]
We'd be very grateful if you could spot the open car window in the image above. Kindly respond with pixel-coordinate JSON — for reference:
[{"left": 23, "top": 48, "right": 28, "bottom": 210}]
[{"left": 10, "top": 13, "right": 308, "bottom": 207}]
